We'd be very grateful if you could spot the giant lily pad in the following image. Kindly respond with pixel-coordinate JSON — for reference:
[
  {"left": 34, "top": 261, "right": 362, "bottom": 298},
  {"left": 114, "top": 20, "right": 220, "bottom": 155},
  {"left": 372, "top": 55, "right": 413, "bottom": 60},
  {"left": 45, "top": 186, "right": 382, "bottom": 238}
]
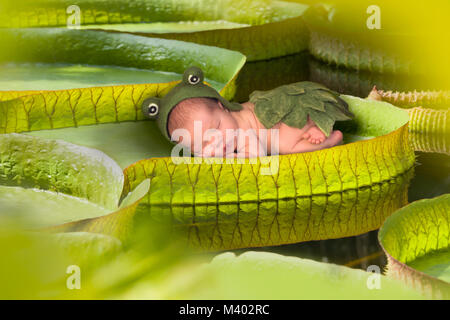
[
  {"left": 183, "top": 251, "right": 423, "bottom": 299},
  {"left": 133, "top": 169, "right": 413, "bottom": 251},
  {"left": 303, "top": 1, "right": 450, "bottom": 80},
  {"left": 114, "top": 251, "right": 423, "bottom": 299},
  {"left": 367, "top": 88, "right": 450, "bottom": 155},
  {"left": 90, "top": 96, "right": 416, "bottom": 250},
  {"left": 0, "top": 225, "right": 423, "bottom": 299},
  {"left": 409, "top": 130, "right": 449, "bottom": 156},
  {"left": 407, "top": 108, "right": 450, "bottom": 155},
  {"left": 0, "top": 133, "right": 150, "bottom": 240},
  {"left": 0, "top": 0, "right": 310, "bottom": 61},
  {"left": 123, "top": 95, "right": 413, "bottom": 204},
  {"left": 0, "top": 28, "right": 245, "bottom": 131},
  {"left": 0, "top": 227, "right": 123, "bottom": 299},
  {"left": 308, "top": 58, "right": 437, "bottom": 98},
  {"left": 369, "top": 88, "right": 450, "bottom": 110},
  {"left": 379, "top": 194, "right": 450, "bottom": 299},
  {"left": 0, "top": 132, "right": 150, "bottom": 296}
]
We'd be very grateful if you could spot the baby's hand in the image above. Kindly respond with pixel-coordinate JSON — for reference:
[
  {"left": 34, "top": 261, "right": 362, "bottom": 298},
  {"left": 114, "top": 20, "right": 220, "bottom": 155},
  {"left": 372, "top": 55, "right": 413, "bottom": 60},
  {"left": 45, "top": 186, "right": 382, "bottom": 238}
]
[{"left": 235, "top": 132, "right": 266, "bottom": 158}]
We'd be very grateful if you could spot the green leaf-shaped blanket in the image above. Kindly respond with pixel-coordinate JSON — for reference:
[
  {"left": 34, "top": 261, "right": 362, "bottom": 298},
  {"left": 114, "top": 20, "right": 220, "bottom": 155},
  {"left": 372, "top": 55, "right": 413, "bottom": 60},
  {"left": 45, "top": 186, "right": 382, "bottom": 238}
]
[{"left": 250, "top": 81, "right": 354, "bottom": 136}]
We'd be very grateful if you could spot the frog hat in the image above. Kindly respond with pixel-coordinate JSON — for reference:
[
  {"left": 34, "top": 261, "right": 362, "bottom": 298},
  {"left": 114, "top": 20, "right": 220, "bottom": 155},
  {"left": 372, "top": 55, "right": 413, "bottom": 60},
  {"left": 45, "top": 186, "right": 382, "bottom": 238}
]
[{"left": 141, "top": 66, "right": 243, "bottom": 142}]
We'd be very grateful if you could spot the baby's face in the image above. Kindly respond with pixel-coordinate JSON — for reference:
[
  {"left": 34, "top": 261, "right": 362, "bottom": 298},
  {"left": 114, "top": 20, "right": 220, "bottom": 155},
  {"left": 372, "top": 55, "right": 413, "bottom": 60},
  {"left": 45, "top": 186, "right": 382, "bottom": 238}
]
[{"left": 172, "top": 100, "right": 239, "bottom": 155}]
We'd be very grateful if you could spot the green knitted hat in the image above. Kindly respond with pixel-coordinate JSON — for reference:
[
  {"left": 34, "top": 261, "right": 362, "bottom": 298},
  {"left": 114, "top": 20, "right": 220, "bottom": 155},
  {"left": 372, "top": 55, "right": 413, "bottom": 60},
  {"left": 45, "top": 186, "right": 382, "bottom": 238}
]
[{"left": 142, "top": 66, "right": 243, "bottom": 142}]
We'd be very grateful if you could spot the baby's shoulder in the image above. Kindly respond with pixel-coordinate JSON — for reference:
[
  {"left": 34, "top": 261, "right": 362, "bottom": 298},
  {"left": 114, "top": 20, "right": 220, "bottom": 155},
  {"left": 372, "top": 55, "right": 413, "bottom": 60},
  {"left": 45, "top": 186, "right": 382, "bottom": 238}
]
[
  {"left": 238, "top": 102, "right": 266, "bottom": 129},
  {"left": 239, "top": 101, "right": 255, "bottom": 113}
]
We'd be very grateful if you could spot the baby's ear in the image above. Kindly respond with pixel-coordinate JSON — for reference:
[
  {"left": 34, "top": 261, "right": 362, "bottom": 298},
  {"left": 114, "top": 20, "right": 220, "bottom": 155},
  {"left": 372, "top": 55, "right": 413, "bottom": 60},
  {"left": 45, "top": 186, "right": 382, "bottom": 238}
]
[{"left": 217, "top": 101, "right": 227, "bottom": 111}]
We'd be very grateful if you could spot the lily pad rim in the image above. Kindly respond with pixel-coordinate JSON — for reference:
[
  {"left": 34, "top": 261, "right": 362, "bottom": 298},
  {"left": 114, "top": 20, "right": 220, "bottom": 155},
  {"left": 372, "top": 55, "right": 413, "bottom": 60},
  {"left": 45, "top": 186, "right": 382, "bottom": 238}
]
[
  {"left": 121, "top": 94, "right": 411, "bottom": 170},
  {"left": 42, "top": 178, "right": 151, "bottom": 235},
  {"left": 1, "top": 27, "right": 247, "bottom": 89},
  {"left": 379, "top": 245, "right": 450, "bottom": 289},
  {"left": 78, "top": 13, "right": 308, "bottom": 35},
  {"left": 378, "top": 195, "right": 450, "bottom": 288}
]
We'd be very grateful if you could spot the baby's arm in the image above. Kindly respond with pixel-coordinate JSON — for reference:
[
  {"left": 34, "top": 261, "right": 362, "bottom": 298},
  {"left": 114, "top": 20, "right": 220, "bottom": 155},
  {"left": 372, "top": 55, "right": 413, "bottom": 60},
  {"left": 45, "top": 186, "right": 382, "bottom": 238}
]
[{"left": 228, "top": 128, "right": 266, "bottom": 158}]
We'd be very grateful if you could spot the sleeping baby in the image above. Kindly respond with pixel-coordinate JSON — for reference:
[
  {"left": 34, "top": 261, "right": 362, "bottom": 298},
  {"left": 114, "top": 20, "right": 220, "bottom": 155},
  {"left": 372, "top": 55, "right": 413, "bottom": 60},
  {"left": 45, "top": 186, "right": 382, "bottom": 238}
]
[{"left": 142, "top": 66, "right": 353, "bottom": 158}]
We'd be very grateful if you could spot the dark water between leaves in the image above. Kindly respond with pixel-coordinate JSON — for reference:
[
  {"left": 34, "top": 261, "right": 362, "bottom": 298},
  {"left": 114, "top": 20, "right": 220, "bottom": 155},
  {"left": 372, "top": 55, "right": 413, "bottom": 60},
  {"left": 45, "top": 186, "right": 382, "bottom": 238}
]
[{"left": 231, "top": 53, "right": 450, "bottom": 270}]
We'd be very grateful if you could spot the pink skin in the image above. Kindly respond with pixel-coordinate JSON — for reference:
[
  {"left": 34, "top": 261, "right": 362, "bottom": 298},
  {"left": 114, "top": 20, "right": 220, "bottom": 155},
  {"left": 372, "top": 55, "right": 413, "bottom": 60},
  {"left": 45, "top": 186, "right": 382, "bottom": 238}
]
[
  {"left": 172, "top": 100, "right": 240, "bottom": 157},
  {"left": 170, "top": 99, "right": 343, "bottom": 157},
  {"left": 302, "top": 125, "right": 326, "bottom": 144}
]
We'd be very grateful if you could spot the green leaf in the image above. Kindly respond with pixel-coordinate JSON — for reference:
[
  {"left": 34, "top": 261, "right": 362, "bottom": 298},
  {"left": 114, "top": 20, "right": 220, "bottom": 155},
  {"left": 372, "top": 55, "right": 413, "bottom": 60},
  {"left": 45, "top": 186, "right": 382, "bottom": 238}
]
[
  {"left": 342, "top": 95, "right": 410, "bottom": 137},
  {"left": 0, "top": 221, "right": 424, "bottom": 299},
  {"left": 370, "top": 88, "right": 450, "bottom": 110},
  {"left": 307, "top": 109, "right": 334, "bottom": 136},
  {"left": 367, "top": 87, "right": 450, "bottom": 156},
  {"left": 140, "top": 171, "right": 413, "bottom": 251},
  {"left": 250, "top": 82, "right": 353, "bottom": 136},
  {"left": 0, "top": 0, "right": 302, "bottom": 26},
  {"left": 302, "top": 1, "right": 450, "bottom": 82},
  {"left": 324, "top": 102, "right": 353, "bottom": 121},
  {"left": 81, "top": 21, "right": 250, "bottom": 33},
  {"left": 297, "top": 92, "right": 326, "bottom": 112},
  {"left": 409, "top": 130, "right": 449, "bottom": 156},
  {"left": 0, "top": 186, "right": 110, "bottom": 229},
  {"left": 0, "top": 133, "right": 150, "bottom": 240},
  {"left": 0, "top": 228, "right": 123, "bottom": 299},
  {"left": 46, "top": 178, "right": 151, "bottom": 241},
  {"left": 281, "top": 106, "right": 307, "bottom": 128},
  {"left": 0, "top": 28, "right": 245, "bottom": 86},
  {"left": 407, "top": 107, "right": 450, "bottom": 155},
  {"left": 0, "top": 133, "right": 123, "bottom": 210},
  {"left": 26, "top": 122, "right": 173, "bottom": 169},
  {"left": 379, "top": 194, "right": 450, "bottom": 299},
  {"left": 249, "top": 90, "right": 294, "bottom": 128},
  {"left": 42, "top": 231, "right": 123, "bottom": 267},
  {"left": 118, "top": 251, "right": 423, "bottom": 299},
  {"left": 308, "top": 58, "right": 431, "bottom": 98},
  {"left": 0, "top": 0, "right": 310, "bottom": 61},
  {"left": 0, "top": 63, "right": 218, "bottom": 92}
]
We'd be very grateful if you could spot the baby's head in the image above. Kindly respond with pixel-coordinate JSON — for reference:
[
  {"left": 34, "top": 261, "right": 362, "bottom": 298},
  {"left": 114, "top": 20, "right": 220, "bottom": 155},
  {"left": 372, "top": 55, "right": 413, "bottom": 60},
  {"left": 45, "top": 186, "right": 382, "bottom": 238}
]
[{"left": 168, "top": 97, "right": 239, "bottom": 155}]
